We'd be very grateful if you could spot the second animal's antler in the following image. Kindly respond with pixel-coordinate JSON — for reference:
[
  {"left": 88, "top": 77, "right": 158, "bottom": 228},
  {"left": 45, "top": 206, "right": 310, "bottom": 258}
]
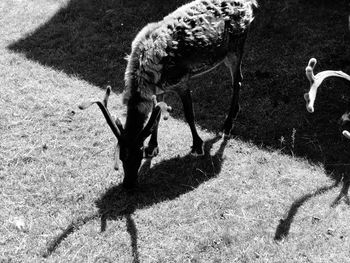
[
  {"left": 340, "top": 112, "right": 350, "bottom": 140},
  {"left": 304, "top": 58, "right": 350, "bottom": 139},
  {"left": 304, "top": 58, "right": 350, "bottom": 113}
]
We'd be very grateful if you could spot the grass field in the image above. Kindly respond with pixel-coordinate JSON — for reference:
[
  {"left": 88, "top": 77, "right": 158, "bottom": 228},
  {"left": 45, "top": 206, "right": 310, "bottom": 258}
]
[{"left": 1, "top": 0, "right": 350, "bottom": 262}]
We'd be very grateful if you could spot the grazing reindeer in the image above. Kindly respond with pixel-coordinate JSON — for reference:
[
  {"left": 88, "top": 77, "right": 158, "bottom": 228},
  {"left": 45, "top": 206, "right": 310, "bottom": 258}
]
[
  {"left": 80, "top": 0, "right": 257, "bottom": 189},
  {"left": 304, "top": 58, "right": 350, "bottom": 138}
]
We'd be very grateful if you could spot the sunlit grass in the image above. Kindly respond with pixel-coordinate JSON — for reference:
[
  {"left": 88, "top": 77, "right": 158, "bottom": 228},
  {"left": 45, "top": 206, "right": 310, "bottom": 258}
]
[{"left": 1, "top": 0, "right": 350, "bottom": 262}]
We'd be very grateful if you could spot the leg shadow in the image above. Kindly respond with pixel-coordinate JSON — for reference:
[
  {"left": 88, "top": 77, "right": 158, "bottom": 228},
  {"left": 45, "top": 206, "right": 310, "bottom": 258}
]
[
  {"left": 95, "top": 136, "right": 228, "bottom": 262},
  {"left": 331, "top": 178, "right": 350, "bottom": 207},
  {"left": 126, "top": 212, "right": 139, "bottom": 263},
  {"left": 42, "top": 135, "right": 228, "bottom": 260},
  {"left": 274, "top": 182, "right": 338, "bottom": 240}
]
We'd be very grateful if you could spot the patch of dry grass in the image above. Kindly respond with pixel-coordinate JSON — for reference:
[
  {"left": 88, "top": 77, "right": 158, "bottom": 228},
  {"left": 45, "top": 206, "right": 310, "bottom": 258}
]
[{"left": 1, "top": 0, "right": 350, "bottom": 262}]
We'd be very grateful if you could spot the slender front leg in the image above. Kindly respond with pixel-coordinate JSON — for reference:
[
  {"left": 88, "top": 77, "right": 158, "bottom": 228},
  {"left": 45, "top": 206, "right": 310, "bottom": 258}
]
[
  {"left": 223, "top": 54, "right": 243, "bottom": 136},
  {"left": 144, "top": 114, "right": 160, "bottom": 158},
  {"left": 178, "top": 88, "right": 204, "bottom": 156},
  {"left": 144, "top": 94, "right": 164, "bottom": 158}
]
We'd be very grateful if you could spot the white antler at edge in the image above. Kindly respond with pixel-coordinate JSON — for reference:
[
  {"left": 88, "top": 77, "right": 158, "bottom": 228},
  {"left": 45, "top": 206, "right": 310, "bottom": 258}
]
[
  {"left": 342, "top": 130, "right": 350, "bottom": 139},
  {"left": 340, "top": 112, "right": 350, "bottom": 140},
  {"left": 304, "top": 58, "right": 350, "bottom": 113},
  {"left": 304, "top": 58, "right": 350, "bottom": 139}
]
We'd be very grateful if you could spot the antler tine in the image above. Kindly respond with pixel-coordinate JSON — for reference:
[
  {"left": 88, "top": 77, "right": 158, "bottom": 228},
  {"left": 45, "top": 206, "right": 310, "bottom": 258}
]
[
  {"left": 134, "top": 97, "right": 172, "bottom": 144},
  {"left": 305, "top": 58, "right": 316, "bottom": 84},
  {"left": 113, "top": 143, "right": 120, "bottom": 170},
  {"left": 304, "top": 58, "right": 350, "bottom": 113},
  {"left": 103, "top": 85, "right": 111, "bottom": 107},
  {"left": 113, "top": 116, "right": 125, "bottom": 171},
  {"left": 135, "top": 106, "right": 162, "bottom": 145},
  {"left": 152, "top": 95, "right": 158, "bottom": 107},
  {"left": 78, "top": 86, "right": 111, "bottom": 110},
  {"left": 342, "top": 130, "right": 350, "bottom": 139},
  {"left": 115, "top": 116, "right": 124, "bottom": 132},
  {"left": 78, "top": 86, "right": 122, "bottom": 140},
  {"left": 340, "top": 112, "right": 350, "bottom": 140}
]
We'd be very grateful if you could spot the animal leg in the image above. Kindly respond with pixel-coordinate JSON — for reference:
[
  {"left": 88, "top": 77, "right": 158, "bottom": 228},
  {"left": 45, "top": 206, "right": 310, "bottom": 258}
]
[
  {"left": 144, "top": 120, "right": 160, "bottom": 158},
  {"left": 178, "top": 88, "right": 204, "bottom": 156},
  {"left": 144, "top": 94, "right": 164, "bottom": 158},
  {"left": 223, "top": 53, "right": 243, "bottom": 137}
]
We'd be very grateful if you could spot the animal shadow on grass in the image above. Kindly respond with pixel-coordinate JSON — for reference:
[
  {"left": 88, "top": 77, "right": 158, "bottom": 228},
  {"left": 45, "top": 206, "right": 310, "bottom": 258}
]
[
  {"left": 43, "top": 136, "right": 228, "bottom": 261},
  {"left": 274, "top": 183, "right": 336, "bottom": 240},
  {"left": 274, "top": 169, "right": 350, "bottom": 241},
  {"left": 10, "top": 0, "right": 350, "bottom": 247},
  {"left": 226, "top": 0, "right": 350, "bottom": 241},
  {"left": 7, "top": 0, "right": 189, "bottom": 89}
]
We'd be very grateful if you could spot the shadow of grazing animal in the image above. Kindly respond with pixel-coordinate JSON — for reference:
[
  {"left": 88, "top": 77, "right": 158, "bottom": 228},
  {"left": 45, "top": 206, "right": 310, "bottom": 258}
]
[
  {"left": 274, "top": 175, "right": 350, "bottom": 241},
  {"left": 274, "top": 182, "right": 337, "bottom": 241},
  {"left": 42, "top": 136, "right": 228, "bottom": 259},
  {"left": 80, "top": 0, "right": 258, "bottom": 189}
]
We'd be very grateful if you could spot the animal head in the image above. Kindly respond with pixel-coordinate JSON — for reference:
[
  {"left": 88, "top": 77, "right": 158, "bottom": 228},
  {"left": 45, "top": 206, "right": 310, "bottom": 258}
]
[
  {"left": 304, "top": 58, "right": 350, "bottom": 139},
  {"left": 79, "top": 87, "right": 171, "bottom": 189},
  {"left": 304, "top": 58, "right": 350, "bottom": 113}
]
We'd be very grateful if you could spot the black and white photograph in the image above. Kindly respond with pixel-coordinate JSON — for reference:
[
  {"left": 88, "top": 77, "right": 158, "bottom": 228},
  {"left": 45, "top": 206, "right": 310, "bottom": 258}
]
[{"left": 1, "top": 0, "right": 349, "bottom": 262}]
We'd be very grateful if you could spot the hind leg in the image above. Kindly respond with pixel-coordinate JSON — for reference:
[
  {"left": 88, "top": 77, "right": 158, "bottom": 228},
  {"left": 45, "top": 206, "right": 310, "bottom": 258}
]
[
  {"left": 177, "top": 87, "right": 204, "bottom": 156},
  {"left": 143, "top": 124, "right": 160, "bottom": 158},
  {"left": 222, "top": 53, "right": 243, "bottom": 137}
]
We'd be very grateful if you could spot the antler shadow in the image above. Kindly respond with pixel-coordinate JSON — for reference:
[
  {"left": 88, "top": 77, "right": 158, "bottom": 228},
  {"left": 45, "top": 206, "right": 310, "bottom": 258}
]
[
  {"left": 42, "top": 135, "right": 228, "bottom": 260},
  {"left": 274, "top": 174, "right": 350, "bottom": 241},
  {"left": 274, "top": 182, "right": 337, "bottom": 241}
]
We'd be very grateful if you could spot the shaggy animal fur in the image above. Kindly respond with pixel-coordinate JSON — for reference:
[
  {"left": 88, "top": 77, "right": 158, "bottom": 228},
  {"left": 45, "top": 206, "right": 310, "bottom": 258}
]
[
  {"left": 123, "top": 0, "right": 257, "bottom": 105},
  {"left": 80, "top": 0, "right": 257, "bottom": 188}
]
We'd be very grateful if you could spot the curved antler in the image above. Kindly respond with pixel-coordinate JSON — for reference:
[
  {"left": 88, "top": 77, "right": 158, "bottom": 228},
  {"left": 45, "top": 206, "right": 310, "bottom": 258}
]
[
  {"left": 78, "top": 86, "right": 123, "bottom": 140},
  {"left": 342, "top": 130, "right": 350, "bottom": 139},
  {"left": 304, "top": 58, "right": 350, "bottom": 113},
  {"left": 134, "top": 96, "right": 172, "bottom": 145}
]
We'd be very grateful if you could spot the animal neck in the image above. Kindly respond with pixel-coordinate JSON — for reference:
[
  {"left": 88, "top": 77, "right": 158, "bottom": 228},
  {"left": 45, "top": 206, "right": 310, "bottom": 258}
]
[{"left": 123, "top": 92, "right": 153, "bottom": 146}]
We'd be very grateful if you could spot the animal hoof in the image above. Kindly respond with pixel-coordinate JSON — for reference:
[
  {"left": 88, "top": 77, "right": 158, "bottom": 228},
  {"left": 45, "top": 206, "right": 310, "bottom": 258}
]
[
  {"left": 190, "top": 144, "right": 204, "bottom": 156},
  {"left": 219, "top": 131, "right": 232, "bottom": 139},
  {"left": 144, "top": 146, "right": 159, "bottom": 158},
  {"left": 218, "top": 131, "right": 233, "bottom": 139},
  {"left": 221, "top": 123, "right": 234, "bottom": 137}
]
